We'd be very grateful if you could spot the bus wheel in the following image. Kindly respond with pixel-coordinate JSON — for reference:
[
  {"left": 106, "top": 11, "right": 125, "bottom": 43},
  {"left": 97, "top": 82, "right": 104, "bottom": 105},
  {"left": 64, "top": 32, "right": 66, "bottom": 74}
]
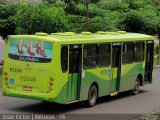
[
  {"left": 41, "top": 101, "right": 51, "bottom": 104},
  {"left": 132, "top": 77, "right": 140, "bottom": 95},
  {"left": 87, "top": 85, "right": 97, "bottom": 107}
]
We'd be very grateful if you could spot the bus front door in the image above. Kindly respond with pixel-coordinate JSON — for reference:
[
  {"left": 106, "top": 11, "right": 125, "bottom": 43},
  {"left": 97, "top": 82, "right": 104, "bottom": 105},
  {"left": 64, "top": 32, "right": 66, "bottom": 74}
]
[
  {"left": 145, "top": 41, "right": 154, "bottom": 84},
  {"left": 110, "top": 43, "right": 121, "bottom": 93},
  {"left": 68, "top": 45, "right": 82, "bottom": 102}
]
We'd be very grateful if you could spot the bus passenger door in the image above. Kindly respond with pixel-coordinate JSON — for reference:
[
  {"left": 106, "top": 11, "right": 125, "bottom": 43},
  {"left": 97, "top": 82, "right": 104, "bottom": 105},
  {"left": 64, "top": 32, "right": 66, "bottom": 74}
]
[
  {"left": 68, "top": 45, "right": 82, "bottom": 102},
  {"left": 110, "top": 43, "right": 121, "bottom": 92},
  {"left": 145, "top": 41, "right": 154, "bottom": 83}
]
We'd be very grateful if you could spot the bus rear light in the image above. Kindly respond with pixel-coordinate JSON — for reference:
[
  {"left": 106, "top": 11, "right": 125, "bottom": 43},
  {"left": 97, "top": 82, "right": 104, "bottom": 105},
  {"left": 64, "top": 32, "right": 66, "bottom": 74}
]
[
  {"left": 4, "top": 77, "right": 8, "bottom": 81},
  {"left": 49, "top": 82, "right": 53, "bottom": 86}
]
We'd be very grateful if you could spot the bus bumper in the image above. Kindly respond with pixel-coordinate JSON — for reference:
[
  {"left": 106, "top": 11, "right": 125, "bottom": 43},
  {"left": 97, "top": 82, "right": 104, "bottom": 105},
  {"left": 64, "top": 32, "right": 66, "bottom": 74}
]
[{"left": 2, "top": 87, "right": 56, "bottom": 102}]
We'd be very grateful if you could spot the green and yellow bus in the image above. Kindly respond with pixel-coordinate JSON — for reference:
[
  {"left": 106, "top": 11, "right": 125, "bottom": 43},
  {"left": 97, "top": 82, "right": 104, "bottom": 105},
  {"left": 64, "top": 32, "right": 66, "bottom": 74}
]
[{"left": 2, "top": 31, "right": 154, "bottom": 107}]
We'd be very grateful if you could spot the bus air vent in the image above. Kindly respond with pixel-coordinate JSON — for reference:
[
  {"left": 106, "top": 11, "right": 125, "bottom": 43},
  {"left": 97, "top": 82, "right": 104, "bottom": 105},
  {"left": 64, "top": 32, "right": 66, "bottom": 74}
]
[
  {"left": 51, "top": 33, "right": 63, "bottom": 35},
  {"left": 81, "top": 32, "right": 91, "bottom": 35},
  {"left": 105, "top": 32, "right": 119, "bottom": 35},
  {"left": 63, "top": 32, "right": 75, "bottom": 36},
  {"left": 117, "top": 31, "right": 127, "bottom": 34},
  {"left": 35, "top": 32, "right": 47, "bottom": 36}
]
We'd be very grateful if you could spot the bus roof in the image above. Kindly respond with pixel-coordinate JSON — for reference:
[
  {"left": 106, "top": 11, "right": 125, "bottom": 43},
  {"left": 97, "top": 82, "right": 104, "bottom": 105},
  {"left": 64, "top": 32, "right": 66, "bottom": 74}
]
[{"left": 9, "top": 32, "right": 155, "bottom": 44}]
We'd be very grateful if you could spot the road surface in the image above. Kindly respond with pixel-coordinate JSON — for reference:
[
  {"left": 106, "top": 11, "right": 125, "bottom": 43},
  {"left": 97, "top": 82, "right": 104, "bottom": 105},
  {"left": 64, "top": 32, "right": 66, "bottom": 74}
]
[{"left": 0, "top": 68, "right": 159, "bottom": 120}]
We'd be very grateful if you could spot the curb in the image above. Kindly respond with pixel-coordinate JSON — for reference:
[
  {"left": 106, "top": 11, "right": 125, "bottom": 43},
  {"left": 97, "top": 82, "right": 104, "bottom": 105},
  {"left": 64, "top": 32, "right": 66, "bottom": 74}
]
[{"left": 134, "top": 111, "right": 160, "bottom": 120}]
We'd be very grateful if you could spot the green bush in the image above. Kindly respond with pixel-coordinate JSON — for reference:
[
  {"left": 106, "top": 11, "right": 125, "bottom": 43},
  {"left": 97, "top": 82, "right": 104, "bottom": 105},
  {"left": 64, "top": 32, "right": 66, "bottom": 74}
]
[
  {"left": 15, "top": 2, "right": 68, "bottom": 34},
  {"left": 0, "top": 3, "right": 16, "bottom": 38},
  {"left": 122, "top": 10, "right": 145, "bottom": 33},
  {"left": 66, "top": 14, "right": 86, "bottom": 33},
  {"left": 121, "top": 3, "right": 160, "bottom": 34},
  {"left": 89, "top": 16, "right": 118, "bottom": 32},
  {"left": 0, "top": 0, "right": 160, "bottom": 37}
]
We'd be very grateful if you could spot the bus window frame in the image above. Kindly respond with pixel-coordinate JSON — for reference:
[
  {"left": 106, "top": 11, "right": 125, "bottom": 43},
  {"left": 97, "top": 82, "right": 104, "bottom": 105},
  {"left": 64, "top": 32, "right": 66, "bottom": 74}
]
[
  {"left": 134, "top": 41, "right": 145, "bottom": 63},
  {"left": 83, "top": 44, "right": 98, "bottom": 70},
  {"left": 97, "top": 43, "right": 111, "bottom": 68},
  {"left": 61, "top": 45, "right": 69, "bottom": 73},
  {"left": 122, "top": 42, "right": 135, "bottom": 65}
]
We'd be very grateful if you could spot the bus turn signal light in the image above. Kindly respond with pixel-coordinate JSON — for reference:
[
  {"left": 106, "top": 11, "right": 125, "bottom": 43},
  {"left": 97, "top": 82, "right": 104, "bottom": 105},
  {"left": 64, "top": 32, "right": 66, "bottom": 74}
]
[
  {"left": 4, "top": 72, "right": 8, "bottom": 76},
  {"left": 4, "top": 77, "right": 8, "bottom": 81}
]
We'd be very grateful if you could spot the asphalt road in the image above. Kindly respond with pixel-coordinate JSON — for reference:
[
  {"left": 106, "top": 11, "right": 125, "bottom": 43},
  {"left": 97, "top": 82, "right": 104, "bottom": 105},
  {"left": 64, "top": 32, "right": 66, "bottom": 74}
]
[{"left": 0, "top": 68, "right": 159, "bottom": 120}]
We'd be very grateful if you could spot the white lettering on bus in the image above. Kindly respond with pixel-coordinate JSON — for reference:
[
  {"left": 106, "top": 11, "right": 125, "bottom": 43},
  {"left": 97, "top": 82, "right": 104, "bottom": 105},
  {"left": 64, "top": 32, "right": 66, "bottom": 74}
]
[
  {"left": 20, "top": 56, "right": 39, "bottom": 62},
  {"left": 20, "top": 76, "right": 36, "bottom": 82}
]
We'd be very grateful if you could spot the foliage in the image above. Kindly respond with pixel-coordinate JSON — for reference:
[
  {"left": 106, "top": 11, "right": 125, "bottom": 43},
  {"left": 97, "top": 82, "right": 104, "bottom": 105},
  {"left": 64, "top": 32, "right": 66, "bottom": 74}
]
[
  {"left": 1, "top": 0, "right": 160, "bottom": 37},
  {"left": 66, "top": 14, "right": 86, "bottom": 32},
  {"left": 0, "top": 3, "right": 16, "bottom": 38},
  {"left": 15, "top": 2, "right": 68, "bottom": 34},
  {"left": 121, "top": 4, "right": 160, "bottom": 34}
]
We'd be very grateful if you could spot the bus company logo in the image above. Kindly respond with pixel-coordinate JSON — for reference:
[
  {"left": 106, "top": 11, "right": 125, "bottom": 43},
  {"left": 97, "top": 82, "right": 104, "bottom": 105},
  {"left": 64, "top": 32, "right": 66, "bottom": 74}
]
[
  {"left": 10, "top": 68, "right": 22, "bottom": 73},
  {"left": 19, "top": 56, "right": 39, "bottom": 62},
  {"left": 101, "top": 70, "right": 108, "bottom": 75}
]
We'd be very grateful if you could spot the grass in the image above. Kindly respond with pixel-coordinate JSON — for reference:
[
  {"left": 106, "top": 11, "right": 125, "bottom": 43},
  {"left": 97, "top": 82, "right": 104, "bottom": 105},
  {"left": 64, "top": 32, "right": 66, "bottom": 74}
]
[
  {"left": 153, "top": 112, "right": 160, "bottom": 120},
  {"left": 135, "top": 112, "right": 160, "bottom": 120}
]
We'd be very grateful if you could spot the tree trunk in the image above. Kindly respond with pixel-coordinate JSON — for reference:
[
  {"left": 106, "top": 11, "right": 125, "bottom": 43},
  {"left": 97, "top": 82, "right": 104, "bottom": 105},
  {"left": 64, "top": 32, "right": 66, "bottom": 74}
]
[{"left": 85, "top": 0, "right": 89, "bottom": 31}]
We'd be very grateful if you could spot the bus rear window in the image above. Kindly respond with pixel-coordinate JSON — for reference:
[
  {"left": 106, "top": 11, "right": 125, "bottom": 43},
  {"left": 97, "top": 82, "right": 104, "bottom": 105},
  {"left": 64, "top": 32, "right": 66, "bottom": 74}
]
[{"left": 8, "top": 39, "right": 53, "bottom": 63}]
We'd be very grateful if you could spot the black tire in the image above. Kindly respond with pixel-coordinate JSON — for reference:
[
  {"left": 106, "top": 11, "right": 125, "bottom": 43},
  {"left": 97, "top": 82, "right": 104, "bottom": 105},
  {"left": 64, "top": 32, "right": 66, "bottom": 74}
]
[
  {"left": 41, "top": 101, "right": 51, "bottom": 104},
  {"left": 87, "top": 85, "right": 98, "bottom": 107},
  {"left": 132, "top": 77, "right": 140, "bottom": 95}
]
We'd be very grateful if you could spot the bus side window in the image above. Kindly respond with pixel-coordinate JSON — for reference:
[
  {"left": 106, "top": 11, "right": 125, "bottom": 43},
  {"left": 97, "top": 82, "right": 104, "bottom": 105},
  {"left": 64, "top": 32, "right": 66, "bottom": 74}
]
[
  {"left": 123, "top": 42, "right": 134, "bottom": 64},
  {"left": 83, "top": 44, "right": 98, "bottom": 69},
  {"left": 61, "top": 46, "right": 68, "bottom": 73},
  {"left": 135, "top": 42, "right": 144, "bottom": 62},
  {"left": 98, "top": 44, "right": 111, "bottom": 67}
]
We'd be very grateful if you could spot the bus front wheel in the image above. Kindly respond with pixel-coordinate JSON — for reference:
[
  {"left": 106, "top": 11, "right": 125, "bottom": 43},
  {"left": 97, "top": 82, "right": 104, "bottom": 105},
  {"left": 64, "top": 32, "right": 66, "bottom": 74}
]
[
  {"left": 132, "top": 77, "right": 140, "bottom": 95},
  {"left": 87, "top": 85, "right": 97, "bottom": 107}
]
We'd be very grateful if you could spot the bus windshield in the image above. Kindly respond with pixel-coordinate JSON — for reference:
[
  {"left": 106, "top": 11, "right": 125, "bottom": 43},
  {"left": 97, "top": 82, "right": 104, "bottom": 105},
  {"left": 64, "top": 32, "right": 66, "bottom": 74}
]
[{"left": 8, "top": 38, "right": 53, "bottom": 63}]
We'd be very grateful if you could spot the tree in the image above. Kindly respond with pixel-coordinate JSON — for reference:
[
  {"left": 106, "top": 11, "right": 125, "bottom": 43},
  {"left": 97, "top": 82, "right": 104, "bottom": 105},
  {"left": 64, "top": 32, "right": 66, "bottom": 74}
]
[
  {"left": 15, "top": 2, "right": 68, "bottom": 34},
  {"left": 0, "top": 2, "right": 16, "bottom": 38}
]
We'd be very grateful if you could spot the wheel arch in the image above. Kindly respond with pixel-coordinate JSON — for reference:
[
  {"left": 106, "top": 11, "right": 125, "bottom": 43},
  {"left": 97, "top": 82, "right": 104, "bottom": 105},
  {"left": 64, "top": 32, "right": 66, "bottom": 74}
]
[{"left": 90, "top": 82, "right": 99, "bottom": 97}]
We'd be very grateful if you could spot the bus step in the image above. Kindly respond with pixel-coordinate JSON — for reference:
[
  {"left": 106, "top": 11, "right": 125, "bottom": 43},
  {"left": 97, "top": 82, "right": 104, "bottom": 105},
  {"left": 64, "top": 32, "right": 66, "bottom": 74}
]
[
  {"left": 110, "top": 92, "right": 118, "bottom": 96},
  {"left": 68, "top": 100, "right": 80, "bottom": 104}
]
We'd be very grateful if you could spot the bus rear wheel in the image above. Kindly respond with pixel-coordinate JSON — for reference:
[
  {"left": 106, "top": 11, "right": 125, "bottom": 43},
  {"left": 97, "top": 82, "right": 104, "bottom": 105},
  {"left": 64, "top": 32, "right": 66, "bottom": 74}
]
[
  {"left": 132, "top": 77, "right": 140, "bottom": 95},
  {"left": 87, "top": 85, "right": 97, "bottom": 107}
]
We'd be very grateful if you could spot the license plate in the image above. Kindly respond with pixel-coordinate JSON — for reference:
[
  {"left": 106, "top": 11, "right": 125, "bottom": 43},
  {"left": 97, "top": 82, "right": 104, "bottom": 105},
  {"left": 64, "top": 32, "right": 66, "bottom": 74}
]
[{"left": 23, "top": 86, "right": 32, "bottom": 91}]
